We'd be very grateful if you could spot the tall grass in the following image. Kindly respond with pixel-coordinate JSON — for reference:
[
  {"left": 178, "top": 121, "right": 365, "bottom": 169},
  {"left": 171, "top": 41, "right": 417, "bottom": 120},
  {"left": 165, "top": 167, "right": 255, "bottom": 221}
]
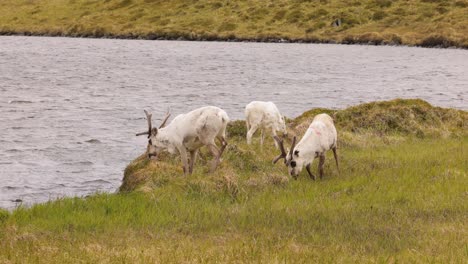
[
  {"left": 0, "top": 99, "right": 467, "bottom": 262},
  {"left": 0, "top": 0, "right": 467, "bottom": 47}
]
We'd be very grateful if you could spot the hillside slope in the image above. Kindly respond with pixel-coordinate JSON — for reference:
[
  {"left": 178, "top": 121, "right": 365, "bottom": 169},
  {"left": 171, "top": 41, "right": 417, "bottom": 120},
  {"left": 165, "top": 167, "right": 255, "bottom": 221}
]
[
  {"left": 1, "top": 0, "right": 467, "bottom": 48},
  {"left": 121, "top": 98, "right": 467, "bottom": 192}
]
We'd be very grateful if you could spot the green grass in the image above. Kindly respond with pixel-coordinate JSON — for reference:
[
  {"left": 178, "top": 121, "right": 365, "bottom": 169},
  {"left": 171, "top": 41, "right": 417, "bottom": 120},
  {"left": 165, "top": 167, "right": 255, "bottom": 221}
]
[
  {"left": 1, "top": 99, "right": 467, "bottom": 262},
  {"left": 0, "top": 0, "right": 467, "bottom": 48}
]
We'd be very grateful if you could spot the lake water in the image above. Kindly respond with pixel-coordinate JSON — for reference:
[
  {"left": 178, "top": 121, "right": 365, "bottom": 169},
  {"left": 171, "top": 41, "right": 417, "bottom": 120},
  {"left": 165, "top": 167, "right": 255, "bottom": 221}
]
[{"left": 0, "top": 36, "right": 466, "bottom": 209}]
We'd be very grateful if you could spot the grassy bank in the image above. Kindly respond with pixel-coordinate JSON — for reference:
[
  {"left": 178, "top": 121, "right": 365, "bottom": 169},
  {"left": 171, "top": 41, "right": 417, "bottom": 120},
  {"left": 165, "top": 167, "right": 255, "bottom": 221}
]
[
  {"left": 1, "top": 0, "right": 467, "bottom": 48},
  {"left": 1, "top": 99, "right": 467, "bottom": 262}
]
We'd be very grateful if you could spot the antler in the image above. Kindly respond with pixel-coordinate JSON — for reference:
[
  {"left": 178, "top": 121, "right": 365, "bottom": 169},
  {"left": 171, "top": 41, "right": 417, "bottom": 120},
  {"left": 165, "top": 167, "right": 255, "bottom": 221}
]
[
  {"left": 273, "top": 136, "right": 287, "bottom": 164},
  {"left": 272, "top": 136, "right": 297, "bottom": 164},
  {"left": 136, "top": 110, "right": 152, "bottom": 138},
  {"left": 159, "top": 109, "right": 171, "bottom": 129},
  {"left": 289, "top": 136, "right": 297, "bottom": 159}
]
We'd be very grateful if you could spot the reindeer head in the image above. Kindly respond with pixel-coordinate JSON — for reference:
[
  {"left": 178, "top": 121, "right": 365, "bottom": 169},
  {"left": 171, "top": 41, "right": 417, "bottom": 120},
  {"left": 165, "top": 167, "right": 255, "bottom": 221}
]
[
  {"left": 136, "top": 110, "right": 171, "bottom": 159},
  {"left": 273, "top": 136, "right": 305, "bottom": 179},
  {"left": 278, "top": 115, "right": 288, "bottom": 136}
]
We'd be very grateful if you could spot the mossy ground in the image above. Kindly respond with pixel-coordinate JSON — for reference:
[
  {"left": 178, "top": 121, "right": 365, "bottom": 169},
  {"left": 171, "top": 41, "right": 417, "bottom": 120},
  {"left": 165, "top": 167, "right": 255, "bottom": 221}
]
[
  {"left": 0, "top": 0, "right": 467, "bottom": 48},
  {"left": 1, "top": 99, "right": 467, "bottom": 263}
]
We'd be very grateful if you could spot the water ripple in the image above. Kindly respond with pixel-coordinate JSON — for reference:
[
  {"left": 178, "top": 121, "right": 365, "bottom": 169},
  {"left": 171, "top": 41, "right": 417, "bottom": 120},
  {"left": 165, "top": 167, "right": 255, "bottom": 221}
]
[{"left": 0, "top": 36, "right": 467, "bottom": 209}]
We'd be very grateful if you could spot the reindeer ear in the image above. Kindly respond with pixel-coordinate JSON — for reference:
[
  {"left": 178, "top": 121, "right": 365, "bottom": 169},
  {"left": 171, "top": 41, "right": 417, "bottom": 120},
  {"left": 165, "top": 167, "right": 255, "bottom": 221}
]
[{"left": 151, "top": 127, "right": 158, "bottom": 137}]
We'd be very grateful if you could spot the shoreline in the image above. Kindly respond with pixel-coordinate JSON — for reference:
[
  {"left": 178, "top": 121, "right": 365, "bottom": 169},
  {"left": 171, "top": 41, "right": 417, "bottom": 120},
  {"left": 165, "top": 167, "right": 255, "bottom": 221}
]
[
  {"left": 2, "top": 0, "right": 467, "bottom": 52},
  {"left": 1, "top": 31, "right": 465, "bottom": 49}
]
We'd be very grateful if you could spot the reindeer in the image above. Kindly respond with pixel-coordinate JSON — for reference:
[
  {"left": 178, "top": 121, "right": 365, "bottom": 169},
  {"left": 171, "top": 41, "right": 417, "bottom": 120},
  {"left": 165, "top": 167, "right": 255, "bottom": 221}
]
[
  {"left": 136, "top": 106, "right": 229, "bottom": 175},
  {"left": 245, "top": 101, "right": 287, "bottom": 147},
  {"left": 273, "top": 113, "right": 339, "bottom": 180}
]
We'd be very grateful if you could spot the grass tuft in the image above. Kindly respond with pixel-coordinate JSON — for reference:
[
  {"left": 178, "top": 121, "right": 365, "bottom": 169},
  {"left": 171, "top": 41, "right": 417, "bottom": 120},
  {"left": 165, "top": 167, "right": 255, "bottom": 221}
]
[{"left": 292, "top": 99, "right": 466, "bottom": 137}]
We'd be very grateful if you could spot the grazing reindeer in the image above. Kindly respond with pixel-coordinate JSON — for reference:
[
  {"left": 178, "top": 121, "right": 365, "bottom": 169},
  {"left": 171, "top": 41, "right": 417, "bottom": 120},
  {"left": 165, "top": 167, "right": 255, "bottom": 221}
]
[
  {"left": 273, "top": 113, "right": 339, "bottom": 180},
  {"left": 136, "top": 106, "right": 229, "bottom": 175},
  {"left": 245, "top": 101, "right": 287, "bottom": 147}
]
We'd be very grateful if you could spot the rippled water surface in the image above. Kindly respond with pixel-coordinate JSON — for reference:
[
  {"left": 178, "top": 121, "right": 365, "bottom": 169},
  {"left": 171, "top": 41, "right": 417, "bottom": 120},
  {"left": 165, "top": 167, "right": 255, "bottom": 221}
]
[{"left": 0, "top": 36, "right": 466, "bottom": 209}]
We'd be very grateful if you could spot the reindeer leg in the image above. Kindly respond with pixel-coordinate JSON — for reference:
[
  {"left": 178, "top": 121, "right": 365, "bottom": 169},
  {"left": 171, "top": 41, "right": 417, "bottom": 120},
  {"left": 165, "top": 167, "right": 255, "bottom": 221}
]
[
  {"left": 178, "top": 147, "right": 189, "bottom": 175},
  {"left": 332, "top": 146, "right": 340, "bottom": 175},
  {"left": 318, "top": 154, "right": 325, "bottom": 180},
  {"left": 207, "top": 137, "right": 228, "bottom": 173},
  {"left": 208, "top": 144, "right": 221, "bottom": 173},
  {"left": 260, "top": 129, "right": 265, "bottom": 146},
  {"left": 306, "top": 163, "right": 316, "bottom": 181},
  {"left": 217, "top": 137, "right": 228, "bottom": 157},
  {"left": 189, "top": 150, "right": 198, "bottom": 174},
  {"left": 246, "top": 124, "right": 258, "bottom": 145},
  {"left": 272, "top": 129, "right": 279, "bottom": 149}
]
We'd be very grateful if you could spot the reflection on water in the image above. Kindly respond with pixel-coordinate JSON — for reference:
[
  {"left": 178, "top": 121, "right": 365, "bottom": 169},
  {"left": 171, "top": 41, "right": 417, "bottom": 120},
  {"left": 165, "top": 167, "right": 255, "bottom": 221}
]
[{"left": 0, "top": 36, "right": 466, "bottom": 209}]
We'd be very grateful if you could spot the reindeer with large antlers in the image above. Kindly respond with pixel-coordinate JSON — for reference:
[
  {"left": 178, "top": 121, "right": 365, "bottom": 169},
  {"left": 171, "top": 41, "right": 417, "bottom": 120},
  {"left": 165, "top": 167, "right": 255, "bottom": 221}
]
[
  {"left": 273, "top": 113, "right": 339, "bottom": 180},
  {"left": 136, "top": 106, "right": 229, "bottom": 175}
]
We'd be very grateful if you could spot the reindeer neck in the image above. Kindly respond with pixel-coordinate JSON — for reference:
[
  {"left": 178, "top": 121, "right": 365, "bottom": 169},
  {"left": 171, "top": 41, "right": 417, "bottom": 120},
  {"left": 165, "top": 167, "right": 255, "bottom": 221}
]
[
  {"left": 154, "top": 128, "right": 173, "bottom": 147},
  {"left": 296, "top": 135, "right": 320, "bottom": 160}
]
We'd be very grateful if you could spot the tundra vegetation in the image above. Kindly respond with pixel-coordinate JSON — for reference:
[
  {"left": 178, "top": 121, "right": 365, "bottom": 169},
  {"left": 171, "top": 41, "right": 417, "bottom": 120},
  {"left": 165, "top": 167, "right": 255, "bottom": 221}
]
[
  {"left": 0, "top": 0, "right": 467, "bottom": 48},
  {"left": 0, "top": 99, "right": 467, "bottom": 263}
]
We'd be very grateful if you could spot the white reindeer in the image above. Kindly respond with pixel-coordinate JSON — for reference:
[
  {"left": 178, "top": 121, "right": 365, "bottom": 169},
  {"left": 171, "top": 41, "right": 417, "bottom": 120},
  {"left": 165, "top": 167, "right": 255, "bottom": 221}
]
[
  {"left": 136, "top": 106, "right": 229, "bottom": 175},
  {"left": 245, "top": 101, "right": 287, "bottom": 147},
  {"left": 273, "top": 113, "right": 339, "bottom": 180}
]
